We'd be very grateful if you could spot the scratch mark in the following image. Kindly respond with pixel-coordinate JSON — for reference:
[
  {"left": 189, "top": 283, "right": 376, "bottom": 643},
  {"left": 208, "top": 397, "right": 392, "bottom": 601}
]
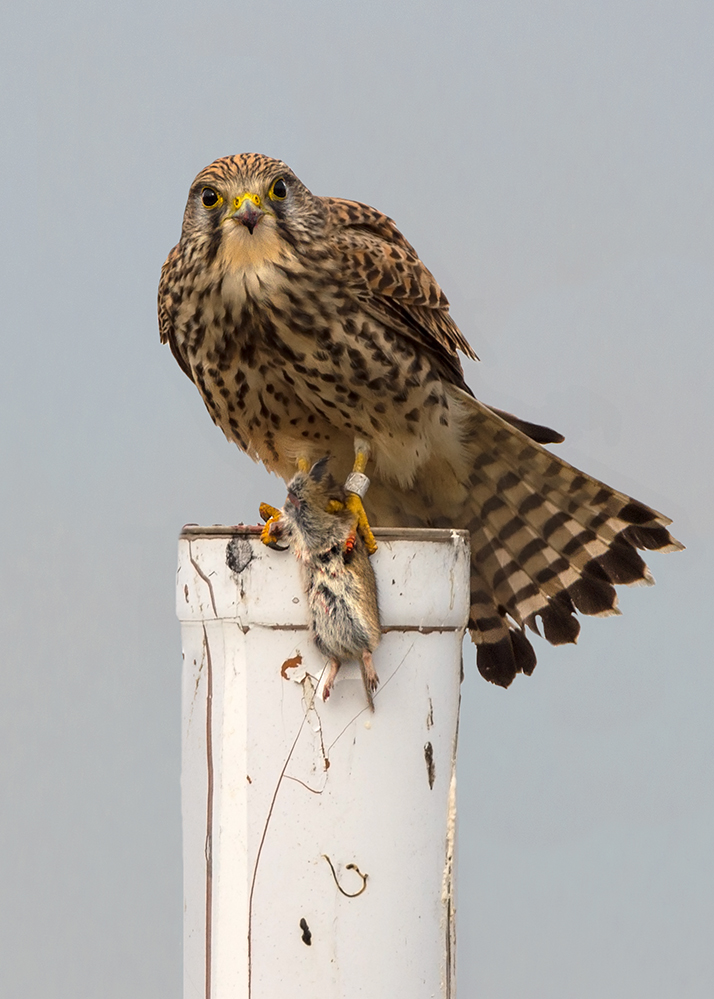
[
  {"left": 322, "top": 855, "right": 369, "bottom": 897},
  {"left": 188, "top": 541, "right": 218, "bottom": 618},
  {"left": 327, "top": 641, "right": 415, "bottom": 755},
  {"left": 308, "top": 676, "right": 329, "bottom": 769},
  {"left": 284, "top": 774, "right": 327, "bottom": 794},
  {"left": 247, "top": 662, "right": 328, "bottom": 998},
  {"left": 426, "top": 696, "right": 434, "bottom": 730}
]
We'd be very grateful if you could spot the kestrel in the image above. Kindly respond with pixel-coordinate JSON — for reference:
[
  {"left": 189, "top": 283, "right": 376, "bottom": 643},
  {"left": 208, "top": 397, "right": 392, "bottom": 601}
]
[{"left": 159, "top": 153, "right": 683, "bottom": 687}]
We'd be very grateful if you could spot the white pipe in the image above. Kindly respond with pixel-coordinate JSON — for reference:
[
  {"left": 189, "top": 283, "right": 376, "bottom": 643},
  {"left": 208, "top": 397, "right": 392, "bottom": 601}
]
[{"left": 177, "top": 526, "right": 470, "bottom": 999}]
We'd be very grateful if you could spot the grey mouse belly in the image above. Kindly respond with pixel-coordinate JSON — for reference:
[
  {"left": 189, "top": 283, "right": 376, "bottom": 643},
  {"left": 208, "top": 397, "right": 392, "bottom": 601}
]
[{"left": 304, "top": 554, "right": 379, "bottom": 659}]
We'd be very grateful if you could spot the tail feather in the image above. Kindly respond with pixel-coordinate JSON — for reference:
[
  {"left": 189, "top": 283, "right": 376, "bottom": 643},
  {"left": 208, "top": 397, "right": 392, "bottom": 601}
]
[
  {"left": 449, "top": 389, "right": 683, "bottom": 687},
  {"left": 468, "top": 452, "right": 621, "bottom": 618}
]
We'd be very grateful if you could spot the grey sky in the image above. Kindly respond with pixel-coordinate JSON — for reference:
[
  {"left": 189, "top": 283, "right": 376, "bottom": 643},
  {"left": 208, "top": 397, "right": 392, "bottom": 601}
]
[{"left": 1, "top": 1, "right": 712, "bottom": 995}]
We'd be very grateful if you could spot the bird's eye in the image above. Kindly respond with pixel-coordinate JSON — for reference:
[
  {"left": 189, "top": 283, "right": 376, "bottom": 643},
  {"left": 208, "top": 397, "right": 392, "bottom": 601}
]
[
  {"left": 269, "top": 178, "right": 288, "bottom": 201},
  {"left": 201, "top": 187, "right": 222, "bottom": 208}
]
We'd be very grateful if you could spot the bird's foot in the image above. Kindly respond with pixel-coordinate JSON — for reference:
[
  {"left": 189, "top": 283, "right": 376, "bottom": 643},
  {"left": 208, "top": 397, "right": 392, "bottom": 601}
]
[
  {"left": 344, "top": 493, "right": 377, "bottom": 555},
  {"left": 322, "top": 498, "right": 361, "bottom": 560},
  {"left": 259, "top": 502, "right": 288, "bottom": 551},
  {"left": 344, "top": 437, "right": 377, "bottom": 554}
]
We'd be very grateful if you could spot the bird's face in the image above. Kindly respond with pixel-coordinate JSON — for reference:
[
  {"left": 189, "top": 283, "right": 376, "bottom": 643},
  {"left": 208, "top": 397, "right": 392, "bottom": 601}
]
[{"left": 180, "top": 153, "right": 325, "bottom": 272}]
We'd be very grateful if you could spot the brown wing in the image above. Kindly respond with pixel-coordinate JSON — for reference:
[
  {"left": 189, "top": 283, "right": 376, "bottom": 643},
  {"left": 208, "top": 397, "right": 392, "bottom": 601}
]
[
  {"left": 158, "top": 245, "right": 194, "bottom": 383},
  {"left": 323, "top": 197, "right": 478, "bottom": 388}
]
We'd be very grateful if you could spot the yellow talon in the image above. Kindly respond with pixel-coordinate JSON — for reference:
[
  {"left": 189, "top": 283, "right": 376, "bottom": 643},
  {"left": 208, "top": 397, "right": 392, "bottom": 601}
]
[
  {"left": 259, "top": 502, "right": 281, "bottom": 522},
  {"left": 344, "top": 493, "right": 378, "bottom": 555},
  {"left": 259, "top": 502, "right": 283, "bottom": 547}
]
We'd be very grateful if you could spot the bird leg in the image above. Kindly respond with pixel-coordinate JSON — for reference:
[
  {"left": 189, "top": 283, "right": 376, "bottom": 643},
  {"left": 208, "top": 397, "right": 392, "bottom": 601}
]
[{"left": 344, "top": 438, "right": 378, "bottom": 555}]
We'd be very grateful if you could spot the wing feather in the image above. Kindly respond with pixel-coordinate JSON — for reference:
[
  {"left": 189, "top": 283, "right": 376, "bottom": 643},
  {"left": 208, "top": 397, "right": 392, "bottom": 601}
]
[
  {"left": 323, "top": 197, "right": 477, "bottom": 384},
  {"left": 158, "top": 246, "right": 195, "bottom": 383}
]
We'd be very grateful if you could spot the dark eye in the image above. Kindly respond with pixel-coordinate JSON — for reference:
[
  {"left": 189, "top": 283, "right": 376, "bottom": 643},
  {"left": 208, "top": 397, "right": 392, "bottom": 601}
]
[
  {"left": 269, "top": 178, "right": 287, "bottom": 201},
  {"left": 201, "top": 187, "right": 221, "bottom": 208}
]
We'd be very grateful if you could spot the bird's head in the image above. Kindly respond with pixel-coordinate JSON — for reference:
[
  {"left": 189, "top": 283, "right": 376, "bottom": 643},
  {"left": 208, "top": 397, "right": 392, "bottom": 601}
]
[{"left": 179, "top": 153, "right": 325, "bottom": 272}]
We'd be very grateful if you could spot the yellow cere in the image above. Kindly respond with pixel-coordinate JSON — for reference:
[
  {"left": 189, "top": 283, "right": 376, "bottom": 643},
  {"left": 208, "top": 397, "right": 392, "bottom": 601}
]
[{"left": 233, "top": 192, "right": 262, "bottom": 211}]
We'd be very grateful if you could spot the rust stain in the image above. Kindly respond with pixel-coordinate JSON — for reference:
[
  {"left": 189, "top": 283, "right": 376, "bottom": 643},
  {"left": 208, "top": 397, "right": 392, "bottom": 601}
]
[{"left": 281, "top": 653, "right": 303, "bottom": 679}]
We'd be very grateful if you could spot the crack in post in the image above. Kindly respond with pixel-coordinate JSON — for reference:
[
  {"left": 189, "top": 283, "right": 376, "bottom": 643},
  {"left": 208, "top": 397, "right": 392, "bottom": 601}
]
[
  {"left": 326, "top": 641, "right": 415, "bottom": 755},
  {"left": 247, "top": 662, "right": 329, "bottom": 998},
  {"left": 188, "top": 541, "right": 218, "bottom": 618},
  {"left": 201, "top": 627, "right": 214, "bottom": 999}
]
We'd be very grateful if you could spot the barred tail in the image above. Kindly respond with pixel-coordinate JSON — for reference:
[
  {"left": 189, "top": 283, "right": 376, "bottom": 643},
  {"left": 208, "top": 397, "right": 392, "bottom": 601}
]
[{"left": 451, "top": 389, "right": 684, "bottom": 687}]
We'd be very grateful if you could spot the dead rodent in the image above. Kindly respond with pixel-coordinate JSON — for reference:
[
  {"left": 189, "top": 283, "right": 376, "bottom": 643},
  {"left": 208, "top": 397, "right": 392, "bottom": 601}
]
[{"left": 270, "top": 458, "right": 381, "bottom": 710}]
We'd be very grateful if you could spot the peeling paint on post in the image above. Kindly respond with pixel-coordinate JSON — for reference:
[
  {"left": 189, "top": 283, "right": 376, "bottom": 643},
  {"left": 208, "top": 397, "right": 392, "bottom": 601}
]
[{"left": 177, "top": 526, "right": 470, "bottom": 999}]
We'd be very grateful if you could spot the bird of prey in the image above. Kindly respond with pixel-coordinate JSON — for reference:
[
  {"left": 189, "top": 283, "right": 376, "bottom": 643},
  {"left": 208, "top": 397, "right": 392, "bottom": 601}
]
[{"left": 159, "top": 153, "right": 683, "bottom": 688}]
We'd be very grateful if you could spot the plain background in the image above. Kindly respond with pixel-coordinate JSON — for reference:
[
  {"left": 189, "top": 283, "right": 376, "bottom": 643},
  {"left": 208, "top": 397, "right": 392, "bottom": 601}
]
[{"left": 1, "top": 1, "right": 712, "bottom": 995}]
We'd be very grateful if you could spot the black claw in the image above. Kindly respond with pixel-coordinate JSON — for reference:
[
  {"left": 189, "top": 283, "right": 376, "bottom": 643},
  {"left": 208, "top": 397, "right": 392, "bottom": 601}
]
[{"left": 265, "top": 540, "right": 289, "bottom": 552}]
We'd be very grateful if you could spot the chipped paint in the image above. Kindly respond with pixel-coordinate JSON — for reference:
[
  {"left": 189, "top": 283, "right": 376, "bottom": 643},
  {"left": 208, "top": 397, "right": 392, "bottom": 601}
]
[
  {"left": 280, "top": 652, "right": 303, "bottom": 679},
  {"left": 442, "top": 766, "right": 458, "bottom": 999},
  {"left": 178, "top": 528, "right": 469, "bottom": 997},
  {"left": 424, "top": 741, "right": 436, "bottom": 789}
]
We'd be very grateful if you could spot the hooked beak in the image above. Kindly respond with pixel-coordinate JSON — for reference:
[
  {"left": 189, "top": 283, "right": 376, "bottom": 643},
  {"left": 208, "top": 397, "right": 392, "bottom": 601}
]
[
  {"left": 286, "top": 491, "right": 301, "bottom": 509},
  {"left": 230, "top": 193, "right": 265, "bottom": 235}
]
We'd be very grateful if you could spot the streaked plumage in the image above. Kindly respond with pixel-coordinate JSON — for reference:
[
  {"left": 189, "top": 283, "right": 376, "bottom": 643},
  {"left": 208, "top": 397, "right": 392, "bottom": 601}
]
[{"left": 159, "top": 153, "right": 683, "bottom": 687}]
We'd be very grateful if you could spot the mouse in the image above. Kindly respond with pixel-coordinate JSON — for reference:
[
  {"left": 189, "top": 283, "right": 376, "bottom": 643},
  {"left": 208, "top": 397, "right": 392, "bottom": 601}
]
[{"left": 262, "top": 457, "right": 381, "bottom": 710}]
